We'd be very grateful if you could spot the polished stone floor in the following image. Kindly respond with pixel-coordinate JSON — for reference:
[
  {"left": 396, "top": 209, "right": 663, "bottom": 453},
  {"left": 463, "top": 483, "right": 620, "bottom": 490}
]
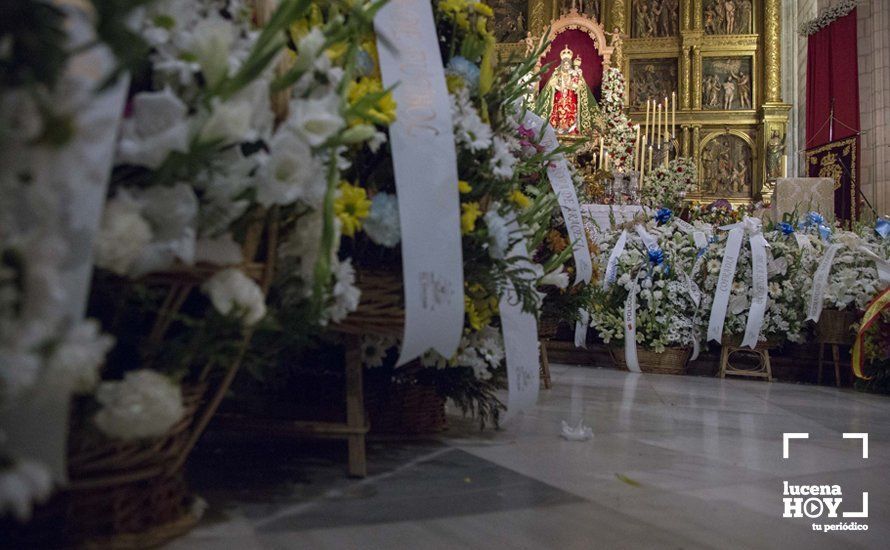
[{"left": 168, "top": 365, "right": 890, "bottom": 549}]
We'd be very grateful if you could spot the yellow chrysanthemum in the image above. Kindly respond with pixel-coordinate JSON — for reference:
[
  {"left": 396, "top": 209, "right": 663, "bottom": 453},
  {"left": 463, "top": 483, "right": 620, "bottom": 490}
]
[
  {"left": 326, "top": 41, "right": 348, "bottom": 62},
  {"left": 510, "top": 189, "right": 531, "bottom": 209},
  {"left": 445, "top": 73, "right": 465, "bottom": 94},
  {"left": 464, "top": 284, "right": 498, "bottom": 331},
  {"left": 458, "top": 180, "right": 472, "bottom": 194},
  {"left": 438, "top": 0, "right": 470, "bottom": 29},
  {"left": 334, "top": 182, "right": 372, "bottom": 237},
  {"left": 347, "top": 77, "right": 397, "bottom": 126},
  {"left": 361, "top": 37, "right": 381, "bottom": 78},
  {"left": 461, "top": 202, "right": 481, "bottom": 234}
]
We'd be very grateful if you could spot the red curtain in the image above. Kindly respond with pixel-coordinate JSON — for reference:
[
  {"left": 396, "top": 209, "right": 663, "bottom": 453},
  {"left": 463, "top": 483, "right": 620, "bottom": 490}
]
[
  {"left": 805, "top": 9, "right": 860, "bottom": 219},
  {"left": 538, "top": 29, "right": 603, "bottom": 99}
]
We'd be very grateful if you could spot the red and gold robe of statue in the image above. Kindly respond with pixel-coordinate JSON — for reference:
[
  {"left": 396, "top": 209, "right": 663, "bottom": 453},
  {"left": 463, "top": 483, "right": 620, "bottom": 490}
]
[{"left": 550, "top": 87, "right": 579, "bottom": 134}]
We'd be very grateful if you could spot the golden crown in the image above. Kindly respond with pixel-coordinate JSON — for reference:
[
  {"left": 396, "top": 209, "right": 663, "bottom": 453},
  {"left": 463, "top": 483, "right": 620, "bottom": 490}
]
[{"left": 560, "top": 46, "right": 573, "bottom": 62}]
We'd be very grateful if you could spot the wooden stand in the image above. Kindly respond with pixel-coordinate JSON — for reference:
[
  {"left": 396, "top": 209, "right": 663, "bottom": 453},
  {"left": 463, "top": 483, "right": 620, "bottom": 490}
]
[
  {"left": 817, "top": 343, "right": 845, "bottom": 387},
  {"left": 718, "top": 338, "right": 774, "bottom": 381},
  {"left": 539, "top": 341, "right": 552, "bottom": 389}
]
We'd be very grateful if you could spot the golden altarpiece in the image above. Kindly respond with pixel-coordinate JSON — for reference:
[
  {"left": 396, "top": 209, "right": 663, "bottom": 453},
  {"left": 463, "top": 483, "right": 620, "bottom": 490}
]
[{"left": 490, "top": 0, "right": 791, "bottom": 204}]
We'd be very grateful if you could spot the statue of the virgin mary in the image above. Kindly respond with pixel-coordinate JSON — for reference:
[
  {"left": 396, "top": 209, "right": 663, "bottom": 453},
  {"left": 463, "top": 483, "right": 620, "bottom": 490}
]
[{"left": 536, "top": 46, "right": 599, "bottom": 135}]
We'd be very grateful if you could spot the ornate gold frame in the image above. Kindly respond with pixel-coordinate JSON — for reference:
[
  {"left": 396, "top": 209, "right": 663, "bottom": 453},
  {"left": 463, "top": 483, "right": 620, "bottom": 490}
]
[{"left": 804, "top": 136, "right": 858, "bottom": 218}]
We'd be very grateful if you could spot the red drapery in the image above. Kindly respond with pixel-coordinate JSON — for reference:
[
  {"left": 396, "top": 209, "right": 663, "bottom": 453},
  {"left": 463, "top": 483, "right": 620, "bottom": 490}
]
[
  {"left": 805, "top": 9, "right": 860, "bottom": 219},
  {"left": 538, "top": 29, "right": 603, "bottom": 99}
]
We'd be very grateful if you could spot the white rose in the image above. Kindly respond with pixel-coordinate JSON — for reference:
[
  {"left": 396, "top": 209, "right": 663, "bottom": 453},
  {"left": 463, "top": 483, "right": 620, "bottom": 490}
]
[
  {"left": 116, "top": 88, "right": 190, "bottom": 169},
  {"left": 94, "top": 193, "right": 153, "bottom": 276},
  {"left": 93, "top": 370, "right": 185, "bottom": 441},
  {"left": 202, "top": 268, "right": 267, "bottom": 325},
  {"left": 46, "top": 320, "right": 114, "bottom": 394}
]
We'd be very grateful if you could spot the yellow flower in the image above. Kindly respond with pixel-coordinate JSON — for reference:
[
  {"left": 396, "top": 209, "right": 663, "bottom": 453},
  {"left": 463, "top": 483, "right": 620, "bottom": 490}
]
[
  {"left": 326, "top": 41, "right": 348, "bottom": 62},
  {"left": 334, "top": 182, "right": 372, "bottom": 237},
  {"left": 473, "top": 3, "right": 493, "bottom": 17},
  {"left": 458, "top": 180, "right": 472, "bottom": 194},
  {"left": 438, "top": 0, "right": 470, "bottom": 29},
  {"left": 347, "top": 77, "right": 397, "bottom": 126},
  {"left": 461, "top": 202, "right": 481, "bottom": 234},
  {"left": 510, "top": 189, "right": 531, "bottom": 209},
  {"left": 445, "top": 73, "right": 465, "bottom": 94},
  {"left": 464, "top": 284, "right": 498, "bottom": 331}
]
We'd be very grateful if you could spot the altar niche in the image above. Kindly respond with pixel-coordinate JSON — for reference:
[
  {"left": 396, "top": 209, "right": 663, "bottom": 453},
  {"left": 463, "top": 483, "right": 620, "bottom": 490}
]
[{"left": 699, "top": 132, "right": 754, "bottom": 197}]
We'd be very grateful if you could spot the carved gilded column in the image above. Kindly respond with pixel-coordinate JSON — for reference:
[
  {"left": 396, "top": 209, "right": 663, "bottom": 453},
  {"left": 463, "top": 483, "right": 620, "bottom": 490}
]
[
  {"left": 681, "top": 125, "right": 691, "bottom": 157},
  {"left": 530, "top": 0, "right": 549, "bottom": 37},
  {"left": 692, "top": 0, "right": 702, "bottom": 30},
  {"left": 681, "top": 46, "right": 692, "bottom": 110},
  {"left": 692, "top": 46, "right": 702, "bottom": 110},
  {"left": 611, "top": 0, "right": 626, "bottom": 33},
  {"left": 763, "top": 0, "right": 782, "bottom": 103},
  {"left": 692, "top": 126, "right": 701, "bottom": 159},
  {"left": 682, "top": 0, "right": 691, "bottom": 31}
]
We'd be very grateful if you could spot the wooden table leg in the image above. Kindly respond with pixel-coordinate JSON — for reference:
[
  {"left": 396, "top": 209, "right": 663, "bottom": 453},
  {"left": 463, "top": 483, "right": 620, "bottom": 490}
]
[
  {"left": 539, "top": 340, "right": 552, "bottom": 390},
  {"left": 719, "top": 345, "right": 729, "bottom": 378},
  {"left": 832, "top": 344, "right": 842, "bottom": 388},
  {"left": 344, "top": 334, "right": 367, "bottom": 478}
]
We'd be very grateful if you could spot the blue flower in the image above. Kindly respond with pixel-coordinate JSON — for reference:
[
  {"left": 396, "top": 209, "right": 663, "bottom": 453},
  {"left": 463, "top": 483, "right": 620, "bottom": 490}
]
[
  {"left": 807, "top": 211, "right": 825, "bottom": 226},
  {"left": 446, "top": 56, "right": 480, "bottom": 90},
  {"left": 876, "top": 217, "right": 890, "bottom": 239},
  {"left": 655, "top": 208, "right": 672, "bottom": 225},
  {"left": 648, "top": 248, "right": 664, "bottom": 265},
  {"left": 355, "top": 50, "right": 374, "bottom": 77},
  {"left": 777, "top": 221, "right": 794, "bottom": 235}
]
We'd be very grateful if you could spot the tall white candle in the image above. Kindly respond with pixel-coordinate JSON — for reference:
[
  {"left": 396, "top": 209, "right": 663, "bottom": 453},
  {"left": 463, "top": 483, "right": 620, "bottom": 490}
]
[
  {"left": 645, "top": 100, "right": 651, "bottom": 146},
  {"left": 634, "top": 125, "right": 641, "bottom": 172},
  {"left": 655, "top": 103, "right": 661, "bottom": 150},
  {"left": 672, "top": 92, "right": 676, "bottom": 139}
]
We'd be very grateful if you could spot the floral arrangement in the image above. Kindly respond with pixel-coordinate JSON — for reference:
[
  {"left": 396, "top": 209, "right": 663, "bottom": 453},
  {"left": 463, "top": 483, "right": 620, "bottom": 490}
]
[
  {"left": 599, "top": 67, "right": 637, "bottom": 173},
  {"left": 2, "top": 0, "right": 384, "bottom": 520},
  {"left": 589, "top": 212, "right": 700, "bottom": 352},
  {"left": 798, "top": 0, "right": 861, "bottom": 36},
  {"left": 640, "top": 157, "right": 696, "bottom": 210}
]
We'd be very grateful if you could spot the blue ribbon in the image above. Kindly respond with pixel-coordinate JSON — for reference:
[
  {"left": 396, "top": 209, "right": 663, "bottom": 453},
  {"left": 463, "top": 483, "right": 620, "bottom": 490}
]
[
  {"left": 655, "top": 208, "right": 673, "bottom": 225},
  {"left": 777, "top": 221, "right": 794, "bottom": 236},
  {"left": 798, "top": 211, "right": 832, "bottom": 242},
  {"left": 648, "top": 248, "right": 664, "bottom": 265},
  {"left": 877, "top": 218, "right": 890, "bottom": 239}
]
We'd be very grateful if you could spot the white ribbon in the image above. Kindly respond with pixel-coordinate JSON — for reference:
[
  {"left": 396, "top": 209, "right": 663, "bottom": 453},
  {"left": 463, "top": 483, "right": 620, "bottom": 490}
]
[
  {"left": 674, "top": 218, "right": 695, "bottom": 235},
  {"left": 693, "top": 230, "right": 709, "bottom": 250},
  {"left": 707, "top": 225, "right": 744, "bottom": 342},
  {"left": 623, "top": 274, "right": 641, "bottom": 373},
  {"left": 635, "top": 224, "right": 659, "bottom": 254},
  {"left": 522, "top": 111, "right": 592, "bottom": 285},
  {"left": 603, "top": 230, "right": 628, "bottom": 289},
  {"left": 794, "top": 232, "right": 813, "bottom": 251},
  {"left": 742, "top": 232, "right": 769, "bottom": 348},
  {"left": 858, "top": 246, "right": 890, "bottom": 284},
  {"left": 575, "top": 309, "right": 589, "bottom": 348},
  {"left": 499, "top": 222, "right": 539, "bottom": 419},
  {"left": 806, "top": 243, "right": 844, "bottom": 323},
  {"left": 376, "top": 0, "right": 464, "bottom": 364}
]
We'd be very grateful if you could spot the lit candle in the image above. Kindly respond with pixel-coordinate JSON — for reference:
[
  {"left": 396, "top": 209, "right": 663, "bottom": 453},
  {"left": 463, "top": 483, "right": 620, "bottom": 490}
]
[
  {"left": 648, "top": 143, "right": 653, "bottom": 173},
  {"left": 599, "top": 136, "right": 604, "bottom": 170},
  {"left": 672, "top": 92, "right": 676, "bottom": 139},
  {"left": 640, "top": 136, "right": 648, "bottom": 183},
  {"left": 644, "top": 100, "right": 651, "bottom": 146},
  {"left": 783, "top": 154, "right": 788, "bottom": 176},
  {"left": 634, "top": 125, "right": 641, "bottom": 172},
  {"left": 655, "top": 103, "right": 661, "bottom": 150}
]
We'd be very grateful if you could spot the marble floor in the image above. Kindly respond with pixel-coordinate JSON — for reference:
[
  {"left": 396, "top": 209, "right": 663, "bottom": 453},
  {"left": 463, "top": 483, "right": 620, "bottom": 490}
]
[{"left": 168, "top": 365, "right": 890, "bottom": 549}]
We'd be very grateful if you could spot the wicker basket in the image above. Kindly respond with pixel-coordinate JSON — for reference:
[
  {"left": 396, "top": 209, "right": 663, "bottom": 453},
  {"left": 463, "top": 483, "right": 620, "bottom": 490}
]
[
  {"left": 334, "top": 270, "right": 404, "bottom": 337},
  {"left": 816, "top": 309, "right": 858, "bottom": 345},
  {"left": 365, "top": 381, "right": 447, "bottom": 435},
  {"left": 538, "top": 315, "right": 561, "bottom": 340},
  {"left": 2, "top": 385, "right": 207, "bottom": 548},
  {"left": 610, "top": 346, "right": 691, "bottom": 375}
]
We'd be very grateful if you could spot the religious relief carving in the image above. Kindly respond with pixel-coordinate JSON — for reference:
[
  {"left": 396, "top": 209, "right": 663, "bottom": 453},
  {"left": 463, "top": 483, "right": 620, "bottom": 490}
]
[
  {"left": 629, "top": 58, "right": 677, "bottom": 110},
  {"left": 702, "top": 57, "right": 752, "bottom": 110},
  {"left": 765, "top": 130, "right": 786, "bottom": 179},
  {"left": 703, "top": 0, "right": 753, "bottom": 35},
  {"left": 700, "top": 134, "right": 752, "bottom": 196},
  {"left": 560, "top": 0, "right": 601, "bottom": 22},
  {"left": 488, "top": 0, "right": 529, "bottom": 43},
  {"left": 631, "top": 0, "right": 680, "bottom": 38}
]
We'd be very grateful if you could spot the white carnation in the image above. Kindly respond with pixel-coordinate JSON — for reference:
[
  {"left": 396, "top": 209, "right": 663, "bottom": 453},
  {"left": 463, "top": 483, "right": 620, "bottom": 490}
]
[
  {"left": 93, "top": 370, "right": 185, "bottom": 441},
  {"left": 46, "top": 319, "right": 114, "bottom": 394},
  {"left": 202, "top": 268, "right": 267, "bottom": 325},
  {"left": 483, "top": 207, "right": 511, "bottom": 260},
  {"left": 0, "top": 460, "right": 54, "bottom": 522},
  {"left": 326, "top": 259, "right": 361, "bottom": 324},
  {"left": 94, "top": 193, "right": 153, "bottom": 276}
]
